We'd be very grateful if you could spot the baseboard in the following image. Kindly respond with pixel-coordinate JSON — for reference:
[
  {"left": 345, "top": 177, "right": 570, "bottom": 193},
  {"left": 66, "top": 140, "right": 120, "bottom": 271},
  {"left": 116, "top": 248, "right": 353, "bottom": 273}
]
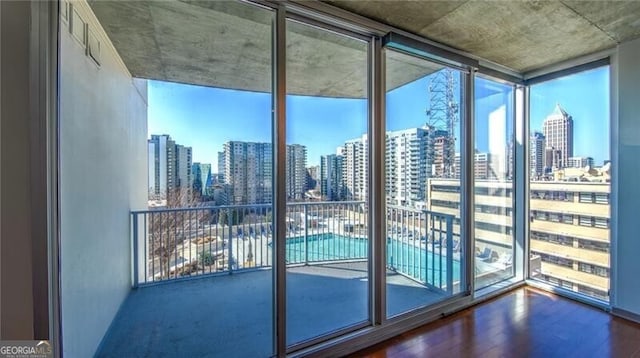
[{"left": 611, "top": 307, "right": 640, "bottom": 324}]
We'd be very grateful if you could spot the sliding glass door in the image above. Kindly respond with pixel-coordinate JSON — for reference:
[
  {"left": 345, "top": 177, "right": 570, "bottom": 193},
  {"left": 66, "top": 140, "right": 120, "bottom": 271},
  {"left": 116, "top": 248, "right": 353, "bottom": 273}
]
[
  {"left": 285, "top": 20, "right": 370, "bottom": 346},
  {"left": 60, "top": 1, "right": 276, "bottom": 357},
  {"left": 384, "top": 49, "right": 466, "bottom": 317},
  {"left": 474, "top": 77, "right": 516, "bottom": 289}
]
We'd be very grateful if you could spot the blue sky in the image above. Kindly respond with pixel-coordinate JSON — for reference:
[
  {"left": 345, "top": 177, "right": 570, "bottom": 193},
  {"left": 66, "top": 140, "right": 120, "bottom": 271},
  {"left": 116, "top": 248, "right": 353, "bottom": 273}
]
[
  {"left": 148, "top": 66, "right": 609, "bottom": 169},
  {"left": 148, "top": 74, "right": 459, "bottom": 168},
  {"left": 530, "top": 66, "right": 610, "bottom": 164}
]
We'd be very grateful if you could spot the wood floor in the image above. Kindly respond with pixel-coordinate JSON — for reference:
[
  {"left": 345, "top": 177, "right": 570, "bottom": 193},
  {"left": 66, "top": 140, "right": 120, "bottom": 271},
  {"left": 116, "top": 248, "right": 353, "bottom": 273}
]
[{"left": 353, "top": 287, "right": 640, "bottom": 357}]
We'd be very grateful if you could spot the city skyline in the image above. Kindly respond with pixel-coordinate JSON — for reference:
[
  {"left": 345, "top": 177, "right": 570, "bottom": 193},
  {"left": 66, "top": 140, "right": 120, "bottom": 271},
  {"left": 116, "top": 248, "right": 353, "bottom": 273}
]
[{"left": 148, "top": 66, "right": 610, "bottom": 170}]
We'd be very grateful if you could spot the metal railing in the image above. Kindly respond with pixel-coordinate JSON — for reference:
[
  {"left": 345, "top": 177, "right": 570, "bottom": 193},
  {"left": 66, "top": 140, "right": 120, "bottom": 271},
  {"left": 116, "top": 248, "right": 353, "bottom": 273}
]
[
  {"left": 386, "top": 205, "right": 456, "bottom": 294},
  {"left": 131, "top": 201, "right": 457, "bottom": 293}
]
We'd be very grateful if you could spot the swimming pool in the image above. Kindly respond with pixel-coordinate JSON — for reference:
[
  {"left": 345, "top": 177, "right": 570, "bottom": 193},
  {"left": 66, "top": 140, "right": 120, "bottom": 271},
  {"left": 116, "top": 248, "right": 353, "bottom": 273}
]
[{"left": 284, "top": 233, "right": 461, "bottom": 288}]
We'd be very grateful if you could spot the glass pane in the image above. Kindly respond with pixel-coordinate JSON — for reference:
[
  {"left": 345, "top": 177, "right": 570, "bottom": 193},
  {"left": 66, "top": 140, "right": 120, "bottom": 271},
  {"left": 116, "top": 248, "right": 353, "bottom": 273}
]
[
  {"left": 529, "top": 66, "right": 610, "bottom": 302},
  {"left": 474, "top": 77, "right": 515, "bottom": 289},
  {"left": 285, "top": 20, "right": 369, "bottom": 345},
  {"left": 62, "top": 1, "right": 276, "bottom": 356},
  {"left": 385, "top": 49, "right": 464, "bottom": 317}
]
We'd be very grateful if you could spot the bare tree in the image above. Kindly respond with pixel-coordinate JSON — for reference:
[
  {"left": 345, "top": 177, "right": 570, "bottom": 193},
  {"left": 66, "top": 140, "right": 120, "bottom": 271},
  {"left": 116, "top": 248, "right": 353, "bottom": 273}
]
[{"left": 148, "top": 188, "right": 209, "bottom": 279}]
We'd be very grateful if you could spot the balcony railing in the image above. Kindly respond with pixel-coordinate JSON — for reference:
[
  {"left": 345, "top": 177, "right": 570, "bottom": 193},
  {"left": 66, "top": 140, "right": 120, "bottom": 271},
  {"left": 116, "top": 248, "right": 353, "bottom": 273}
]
[{"left": 131, "top": 201, "right": 457, "bottom": 293}]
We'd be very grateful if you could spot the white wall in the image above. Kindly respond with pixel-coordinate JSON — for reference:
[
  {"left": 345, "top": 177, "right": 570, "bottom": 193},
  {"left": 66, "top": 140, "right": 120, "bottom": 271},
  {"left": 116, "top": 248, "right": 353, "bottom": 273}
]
[
  {"left": 59, "top": 1, "right": 147, "bottom": 356},
  {"left": 612, "top": 37, "right": 640, "bottom": 318}
]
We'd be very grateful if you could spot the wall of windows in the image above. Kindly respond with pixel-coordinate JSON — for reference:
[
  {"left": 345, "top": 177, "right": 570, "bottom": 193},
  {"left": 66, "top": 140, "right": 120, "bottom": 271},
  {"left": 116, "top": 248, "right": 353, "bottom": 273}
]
[
  {"left": 473, "top": 77, "right": 515, "bottom": 289},
  {"left": 528, "top": 66, "right": 611, "bottom": 302},
  {"left": 50, "top": 1, "right": 620, "bottom": 357},
  {"left": 285, "top": 19, "right": 370, "bottom": 346},
  {"left": 385, "top": 49, "right": 465, "bottom": 316}
]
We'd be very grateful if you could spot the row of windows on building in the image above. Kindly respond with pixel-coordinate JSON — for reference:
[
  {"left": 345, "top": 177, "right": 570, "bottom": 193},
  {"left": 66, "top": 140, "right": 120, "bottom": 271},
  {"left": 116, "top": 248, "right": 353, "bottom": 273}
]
[
  {"left": 431, "top": 185, "right": 610, "bottom": 206},
  {"left": 476, "top": 204, "right": 512, "bottom": 217},
  {"left": 530, "top": 232, "right": 609, "bottom": 253},
  {"left": 430, "top": 206, "right": 610, "bottom": 249},
  {"left": 476, "top": 222, "right": 512, "bottom": 235},
  {"left": 531, "top": 210, "right": 610, "bottom": 228},
  {"left": 530, "top": 190, "right": 609, "bottom": 204},
  {"left": 538, "top": 275, "right": 608, "bottom": 300},
  {"left": 433, "top": 202, "right": 515, "bottom": 218},
  {"left": 427, "top": 202, "right": 514, "bottom": 236},
  {"left": 431, "top": 206, "right": 609, "bottom": 230},
  {"left": 430, "top": 200, "right": 515, "bottom": 218},
  {"left": 474, "top": 187, "right": 512, "bottom": 196},
  {"left": 431, "top": 185, "right": 514, "bottom": 197},
  {"left": 534, "top": 252, "right": 609, "bottom": 277}
]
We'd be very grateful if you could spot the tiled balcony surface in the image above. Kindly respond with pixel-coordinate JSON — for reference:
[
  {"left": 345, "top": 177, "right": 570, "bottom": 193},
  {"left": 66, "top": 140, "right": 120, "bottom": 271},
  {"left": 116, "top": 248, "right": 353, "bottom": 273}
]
[{"left": 97, "top": 262, "right": 446, "bottom": 357}]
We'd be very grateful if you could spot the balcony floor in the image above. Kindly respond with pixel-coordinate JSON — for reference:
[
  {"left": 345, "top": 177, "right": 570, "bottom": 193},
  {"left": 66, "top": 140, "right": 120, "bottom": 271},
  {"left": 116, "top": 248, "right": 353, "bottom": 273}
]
[{"left": 97, "top": 262, "right": 447, "bottom": 357}]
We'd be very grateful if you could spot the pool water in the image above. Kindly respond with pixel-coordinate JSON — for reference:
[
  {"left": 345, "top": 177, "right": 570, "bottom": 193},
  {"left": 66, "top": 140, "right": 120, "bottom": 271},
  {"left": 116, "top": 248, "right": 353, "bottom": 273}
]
[{"left": 284, "top": 233, "right": 461, "bottom": 288}]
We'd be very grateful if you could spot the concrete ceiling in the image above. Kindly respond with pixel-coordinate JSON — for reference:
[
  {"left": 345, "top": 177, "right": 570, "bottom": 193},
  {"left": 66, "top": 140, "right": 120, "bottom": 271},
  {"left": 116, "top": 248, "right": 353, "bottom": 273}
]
[
  {"left": 89, "top": 0, "right": 640, "bottom": 98},
  {"left": 88, "top": 0, "right": 441, "bottom": 98},
  {"left": 326, "top": 0, "right": 640, "bottom": 72}
]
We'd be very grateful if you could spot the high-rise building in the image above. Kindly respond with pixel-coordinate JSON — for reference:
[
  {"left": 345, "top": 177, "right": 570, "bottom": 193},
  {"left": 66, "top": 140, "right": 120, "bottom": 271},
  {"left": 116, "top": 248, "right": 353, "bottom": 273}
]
[
  {"left": 148, "top": 134, "right": 173, "bottom": 200},
  {"left": 431, "top": 133, "right": 454, "bottom": 178},
  {"left": 306, "top": 165, "right": 320, "bottom": 191},
  {"left": 505, "top": 138, "right": 515, "bottom": 180},
  {"left": 220, "top": 141, "right": 307, "bottom": 204},
  {"left": 542, "top": 104, "right": 573, "bottom": 169},
  {"left": 341, "top": 134, "right": 368, "bottom": 201},
  {"left": 175, "top": 145, "right": 192, "bottom": 200},
  {"left": 286, "top": 144, "right": 308, "bottom": 200},
  {"left": 320, "top": 154, "right": 344, "bottom": 201},
  {"left": 222, "top": 141, "right": 272, "bottom": 205},
  {"left": 530, "top": 131, "right": 546, "bottom": 178},
  {"left": 217, "top": 151, "right": 225, "bottom": 183},
  {"left": 148, "top": 134, "right": 192, "bottom": 202},
  {"left": 192, "top": 162, "right": 212, "bottom": 196},
  {"left": 385, "top": 128, "right": 430, "bottom": 206},
  {"left": 192, "top": 164, "right": 202, "bottom": 193},
  {"left": 455, "top": 152, "right": 491, "bottom": 180},
  {"left": 333, "top": 127, "right": 448, "bottom": 206},
  {"left": 545, "top": 146, "right": 562, "bottom": 172}
]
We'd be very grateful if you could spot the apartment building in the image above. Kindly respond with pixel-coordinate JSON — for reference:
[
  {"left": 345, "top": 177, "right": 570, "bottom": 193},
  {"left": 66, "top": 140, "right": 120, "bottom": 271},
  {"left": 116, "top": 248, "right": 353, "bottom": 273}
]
[
  {"left": 385, "top": 128, "right": 431, "bottom": 206},
  {"left": 175, "top": 144, "right": 193, "bottom": 200},
  {"left": 221, "top": 141, "right": 307, "bottom": 204},
  {"left": 454, "top": 152, "right": 491, "bottom": 180},
  {"left": 320, "top": 154, "right": 344, "bottom": 201},
  {"left": 222, "top": 141, "right": 273, "bottom": 205},
  {"left": 148, "top": 134, "right": 192, "bottom": 202},
  {"left": 335, "top": 127, "right": 450, "bottom": 206},
  {"left": 428, "top": 178, "right": 610, "bottom": 300},
  {"left": 341, "top": 135, "right": 368, "bottom": 201},
  {"left": 530, "top": 131, "right": 546, "bottom": 178},
  {"left": 286, "top": 144, "right": 308, "bottom": 200},
  {"left": 431, "top": 133, "right": 454, "bottom": 178},
  {"left": 217, "top": 151, "right": 226, "bottom": 183},
  {"left": 306, "top": 165, "right": 320, "bottom": 191}
]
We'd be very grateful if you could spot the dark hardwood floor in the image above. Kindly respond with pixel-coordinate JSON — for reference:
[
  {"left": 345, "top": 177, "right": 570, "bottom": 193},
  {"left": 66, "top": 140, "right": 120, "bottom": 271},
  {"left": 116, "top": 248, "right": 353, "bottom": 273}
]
[{"left": 353, "top": 287, "right": 640, "bottom": 357}]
